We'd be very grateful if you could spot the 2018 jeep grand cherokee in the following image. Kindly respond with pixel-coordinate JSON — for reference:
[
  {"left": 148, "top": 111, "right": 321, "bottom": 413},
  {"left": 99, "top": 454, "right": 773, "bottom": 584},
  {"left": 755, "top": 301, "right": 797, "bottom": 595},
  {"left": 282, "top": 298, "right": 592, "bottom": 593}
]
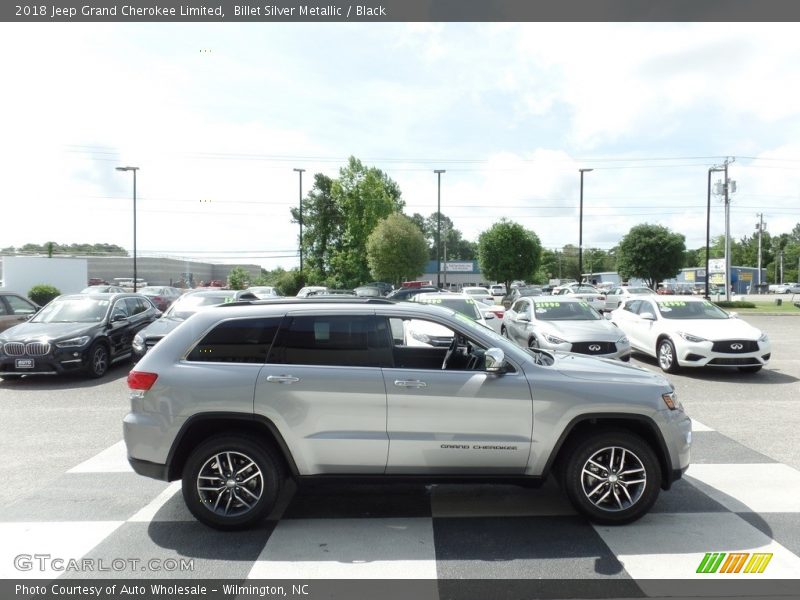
[{"left": 124, "top": 298, "right": 691, "bottom": 530}]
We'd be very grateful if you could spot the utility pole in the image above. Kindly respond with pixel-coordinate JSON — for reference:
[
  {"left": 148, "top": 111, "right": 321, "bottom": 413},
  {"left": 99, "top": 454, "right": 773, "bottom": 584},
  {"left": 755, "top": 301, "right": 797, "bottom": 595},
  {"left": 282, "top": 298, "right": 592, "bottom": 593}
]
[
  {"left": 578, "top": 168, "right": 593, "bottom": 282},
  {"left": 780, "top": 250, "right": 784, "bottom": 284},
  {"left": 706, "top": 164, "right": 725, "bottom": 298},
  {"left": 434, "top": 170, "right": 446, "bottom": 288},
  {"left": 442, "top": 221, "right": 448, "bottom": 289},
  {"left": 293, "top": 168, "right": 305, "bottom": 272},
  {"left": 756, "top": 213, "right": 764, "bottom": 294},
  {"left": 716, "top": 158, "right": 736, "bottom": 302}
]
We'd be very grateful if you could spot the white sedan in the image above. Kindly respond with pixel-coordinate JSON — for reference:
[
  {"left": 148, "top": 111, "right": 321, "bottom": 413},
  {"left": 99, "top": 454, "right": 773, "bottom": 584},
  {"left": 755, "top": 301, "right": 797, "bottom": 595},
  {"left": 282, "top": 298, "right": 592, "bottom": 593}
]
[
  {"left": 553, "top": 285, "right": 607, "bottom": 312},
  {"left": 610, "top": 297, "right": 770, "bottom": 373}
]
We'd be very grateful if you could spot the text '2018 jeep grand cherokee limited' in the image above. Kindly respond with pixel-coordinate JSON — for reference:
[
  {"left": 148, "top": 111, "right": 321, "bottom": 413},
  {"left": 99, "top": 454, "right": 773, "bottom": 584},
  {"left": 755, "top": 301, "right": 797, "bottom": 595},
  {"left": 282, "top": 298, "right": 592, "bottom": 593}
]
[{"left": 124, "top": 299, "right": 691, "bottom": 530}]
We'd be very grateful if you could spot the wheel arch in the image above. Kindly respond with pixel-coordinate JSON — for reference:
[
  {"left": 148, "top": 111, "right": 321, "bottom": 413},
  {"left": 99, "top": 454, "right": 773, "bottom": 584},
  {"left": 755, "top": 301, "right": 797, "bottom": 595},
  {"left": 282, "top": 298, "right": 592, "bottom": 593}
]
[
  {"left": 543, "top": 414, "right": 673, "bottom": 490},
  {"left": 165, "top": 413, "right": 299, "bottom": 482}
]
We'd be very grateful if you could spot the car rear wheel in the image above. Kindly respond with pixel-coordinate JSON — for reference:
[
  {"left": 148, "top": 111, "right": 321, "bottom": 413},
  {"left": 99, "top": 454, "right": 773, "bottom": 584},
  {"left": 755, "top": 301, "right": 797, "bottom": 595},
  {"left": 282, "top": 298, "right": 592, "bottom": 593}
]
[
  {"left": 657, "top": 338, "right": 680, "bottom": 373},
  {"left": 85, "top": 342, "right": 109, "bottom": 378},
  {"left": 182, "top": 435, "right": 283, "bottom": 530},
  {"left": 562, "top": 431, "right": 661, "bottom": 525}
]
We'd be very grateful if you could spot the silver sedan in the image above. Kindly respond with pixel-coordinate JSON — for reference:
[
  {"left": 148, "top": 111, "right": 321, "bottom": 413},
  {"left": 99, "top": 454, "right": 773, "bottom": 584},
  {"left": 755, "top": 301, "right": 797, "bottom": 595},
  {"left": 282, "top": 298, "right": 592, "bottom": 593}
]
[{"left": 502, "top": 296, "right": 631, "bottom": 361}]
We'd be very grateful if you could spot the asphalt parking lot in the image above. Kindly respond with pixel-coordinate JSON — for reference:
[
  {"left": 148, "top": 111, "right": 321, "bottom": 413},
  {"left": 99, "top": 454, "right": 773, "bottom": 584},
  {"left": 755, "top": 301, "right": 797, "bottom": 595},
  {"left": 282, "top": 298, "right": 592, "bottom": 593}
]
[{"left": 0, "top": 314, "right": 798, "bottom": 592}]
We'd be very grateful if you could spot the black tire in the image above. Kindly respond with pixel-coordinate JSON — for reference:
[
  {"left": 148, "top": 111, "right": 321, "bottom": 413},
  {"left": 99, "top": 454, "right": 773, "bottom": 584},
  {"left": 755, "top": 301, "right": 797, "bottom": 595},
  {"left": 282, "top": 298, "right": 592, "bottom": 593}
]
[
  {"left": 500, "top": 326, "right": 507, "bottom": 338},
  {"left": 182, "top": 434, "right": 283, "bottom": 530},
  {"left": 657, "top": 338, "right": 680, "bottom": 373},
  {"left": 738, "top": 365, "right": 763, "bottom": 373},
  {"left": 561, "top": 431, "right": 661, "bottom": 525},
  {"left": 85, "top": 342, "right": 109, "bottom": 378},
  {"left": 528, "top": 336, "right": 539, "bottom": 350}
]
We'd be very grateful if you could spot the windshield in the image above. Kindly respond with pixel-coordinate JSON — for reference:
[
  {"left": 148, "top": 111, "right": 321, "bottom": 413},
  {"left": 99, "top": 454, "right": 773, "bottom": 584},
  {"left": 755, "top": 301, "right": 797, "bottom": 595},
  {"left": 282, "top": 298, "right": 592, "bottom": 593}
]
[
  {"left": 627, "top": 287, "right": 654, "bottom": 294},
  {"left": 138, "top": 287, "right": 163, "bottom": 294},
  {"left": 657, "top": 300, "right": 730, "bottom": 320},
  {"left": 416, "top": 297, "right": 482, "bottom": 320},
  {"left": 166, "top": 293, "right": 236, "bottom": 320},
  {"left": 32, "top": 297, "right": 109, "bottom": 323},
  {"left": 532, "top": 300, "right": 601, "bottom": 321}
]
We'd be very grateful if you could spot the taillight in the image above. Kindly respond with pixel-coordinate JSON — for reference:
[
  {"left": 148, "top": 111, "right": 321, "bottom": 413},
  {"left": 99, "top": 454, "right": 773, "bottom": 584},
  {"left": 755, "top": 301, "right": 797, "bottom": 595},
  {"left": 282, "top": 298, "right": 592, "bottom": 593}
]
[
  {"left": 128, "top": 371, "right": 158, "bottom": 391},
  {"left": 599, "top": 295, "right": 606, "bottom": 300},
  {"left": 492, "top": 310, "right": 505, "bottom": 318}
]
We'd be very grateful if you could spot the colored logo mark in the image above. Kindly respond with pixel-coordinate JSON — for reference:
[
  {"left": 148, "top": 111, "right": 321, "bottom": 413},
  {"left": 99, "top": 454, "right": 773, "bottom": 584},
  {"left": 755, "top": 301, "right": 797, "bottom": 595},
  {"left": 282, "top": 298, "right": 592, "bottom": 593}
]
[{"left": 696, "top": 552, "right": 773, "bottom": 574}]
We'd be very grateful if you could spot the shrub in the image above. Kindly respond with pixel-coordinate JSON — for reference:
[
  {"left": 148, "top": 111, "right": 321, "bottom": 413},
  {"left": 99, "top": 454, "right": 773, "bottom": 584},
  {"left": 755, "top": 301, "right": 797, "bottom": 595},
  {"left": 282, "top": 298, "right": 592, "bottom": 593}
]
[
  {"left": 28, "top": 284, "right": 61, "bottom": 306},
  {"left": 713, "top": 301, "right": 756, "bottom": 309}
]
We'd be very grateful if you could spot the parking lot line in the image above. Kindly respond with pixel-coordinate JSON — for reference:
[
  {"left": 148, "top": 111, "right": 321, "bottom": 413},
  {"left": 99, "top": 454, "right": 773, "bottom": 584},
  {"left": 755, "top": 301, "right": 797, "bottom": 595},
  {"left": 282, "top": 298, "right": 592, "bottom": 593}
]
[{"left": 67, "top": 441, "right": 132, "bottom": 473}]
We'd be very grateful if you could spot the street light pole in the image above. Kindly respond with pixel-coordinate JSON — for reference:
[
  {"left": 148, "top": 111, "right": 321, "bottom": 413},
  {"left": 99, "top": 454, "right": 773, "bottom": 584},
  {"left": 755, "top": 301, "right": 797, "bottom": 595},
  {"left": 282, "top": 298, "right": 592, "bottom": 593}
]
[
  {"left": 293, "top": 168, "right": 305, "bottom": 272},
  {"left": 115, "top": 166, "right": 139, "bottom": 292},
  {"left": 578, "top": 168, "right": 593, "bottom": 282},
  {"left": 434, "top": 170, "right": 446, "bottom": 288}
]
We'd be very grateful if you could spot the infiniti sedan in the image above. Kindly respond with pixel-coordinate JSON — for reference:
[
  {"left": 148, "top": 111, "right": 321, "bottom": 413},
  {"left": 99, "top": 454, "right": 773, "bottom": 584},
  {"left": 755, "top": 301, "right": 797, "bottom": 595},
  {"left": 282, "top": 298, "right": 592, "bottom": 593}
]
[
  {"left": 603, "top": 285, "right": 656, "bottom": 312},
  {"left": 0, "top": 293, "right": 159, "bottom": 379},
  {"left": 502, "top": 297, "right": 631, "bottom": 361},
  {"left": 610, "top": 297, "right": 771, "bottom": 373}
]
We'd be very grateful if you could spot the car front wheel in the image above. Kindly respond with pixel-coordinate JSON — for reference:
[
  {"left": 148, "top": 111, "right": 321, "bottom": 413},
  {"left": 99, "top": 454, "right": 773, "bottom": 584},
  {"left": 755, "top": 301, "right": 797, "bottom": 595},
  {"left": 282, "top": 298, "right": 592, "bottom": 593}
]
[
  {"left": 182, "top": 435, "right": 283, "bottom": 530},
  {"left": 562, "top": 431, "right": 661, "bottom": 525},
  {"left": 657, "top": 338, "right": 680, "bottom": 373},
  {"left": 85, "top": 342, "right": 109, "bottom": 378}
]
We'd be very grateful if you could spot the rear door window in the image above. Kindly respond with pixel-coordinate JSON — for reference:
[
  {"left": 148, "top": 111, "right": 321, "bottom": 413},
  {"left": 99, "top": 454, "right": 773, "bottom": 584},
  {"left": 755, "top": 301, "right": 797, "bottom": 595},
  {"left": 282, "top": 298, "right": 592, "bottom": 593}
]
[{"left": 267, "top": 315, "right": 391, "bottom": 367}]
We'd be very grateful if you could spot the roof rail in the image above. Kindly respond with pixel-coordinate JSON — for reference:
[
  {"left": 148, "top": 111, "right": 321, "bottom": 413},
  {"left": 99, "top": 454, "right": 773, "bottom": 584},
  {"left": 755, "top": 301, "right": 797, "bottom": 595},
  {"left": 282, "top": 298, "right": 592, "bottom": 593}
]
[{"left": 216, "top": 297, "right": 396, "bottom": 308}]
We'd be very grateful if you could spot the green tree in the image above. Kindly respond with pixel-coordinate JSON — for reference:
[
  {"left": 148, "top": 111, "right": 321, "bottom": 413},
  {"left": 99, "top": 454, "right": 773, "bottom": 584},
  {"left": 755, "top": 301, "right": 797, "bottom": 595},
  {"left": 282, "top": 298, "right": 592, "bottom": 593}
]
[
  {"left": 616, "top": 224, "right": 686, "bottom": 290},
  {"left": 291, "top": 157, "right": 404, "bottom": 287},
  {"left": 477, "top": 220, "right": 542, "bottom": 290},
  {"left": 227, "top": 266, "right": 250, "bottom": 290},
  {"left": 410, "top": 211, "right": 477, "bottom": 261},
  {"left": 327, "top": 157, "right": 405, "bottom": 287},
  {"left": 366, "top": 214, "right": 429, "bottom": 286},
  {"left": 290, "top": 174, "right": 340, "bottom": 284}
]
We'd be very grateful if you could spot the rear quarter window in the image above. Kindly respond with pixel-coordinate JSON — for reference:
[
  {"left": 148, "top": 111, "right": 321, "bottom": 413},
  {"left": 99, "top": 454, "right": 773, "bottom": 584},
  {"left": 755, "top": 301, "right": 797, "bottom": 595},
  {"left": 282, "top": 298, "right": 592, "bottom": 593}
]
[{"left": 187, "top": 317, "right": 282, "bottom": 363}]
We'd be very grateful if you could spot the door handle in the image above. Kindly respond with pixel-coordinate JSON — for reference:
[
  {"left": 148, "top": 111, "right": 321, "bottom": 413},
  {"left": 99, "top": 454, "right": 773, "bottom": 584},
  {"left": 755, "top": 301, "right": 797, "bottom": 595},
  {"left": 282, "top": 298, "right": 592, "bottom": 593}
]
[
  {"left": 394, "top": 379, "right": 427, "bottom": 388},
  {"left": 266, "top": 375, "right": 300, "bottom": 384}
]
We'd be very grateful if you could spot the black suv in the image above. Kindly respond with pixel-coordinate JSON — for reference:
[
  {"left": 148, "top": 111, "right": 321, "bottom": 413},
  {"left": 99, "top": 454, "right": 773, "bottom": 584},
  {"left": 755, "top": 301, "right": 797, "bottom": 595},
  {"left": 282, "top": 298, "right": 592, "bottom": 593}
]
[{"left": 0, "top": 293, "right": 160, "bottom": 380}]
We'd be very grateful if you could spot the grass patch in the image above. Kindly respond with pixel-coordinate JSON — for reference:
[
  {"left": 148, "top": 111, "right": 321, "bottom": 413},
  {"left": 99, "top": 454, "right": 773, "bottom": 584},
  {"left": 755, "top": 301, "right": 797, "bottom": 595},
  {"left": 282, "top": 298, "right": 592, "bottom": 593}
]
[{"left": 716, "top": 300, "right": 800, "bottom": 313}]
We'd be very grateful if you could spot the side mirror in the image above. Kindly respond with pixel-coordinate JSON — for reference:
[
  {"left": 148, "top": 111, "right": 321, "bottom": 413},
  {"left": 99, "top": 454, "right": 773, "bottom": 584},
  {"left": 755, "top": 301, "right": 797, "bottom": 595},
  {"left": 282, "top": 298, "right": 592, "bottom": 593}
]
[
  {"left": 111, "top": 313, "right": 128, "bottom": 323},
  {"left": 729, "top": 312, "right": 738, "bottom": 318},
  {"left": 484, "top": 348, "right": 506, "bottom": 373},
  {"left": 640, "top": 312, "right": 656, "bottom": 321},
  {"left": 517, "top": 314, "right": 530, "bottom": 322},
  {"left": 483, "top": 312, "right": 496, "bottom": 320},
  {"left": 604, "top": 312, "right": 612, "bottom": 320}
]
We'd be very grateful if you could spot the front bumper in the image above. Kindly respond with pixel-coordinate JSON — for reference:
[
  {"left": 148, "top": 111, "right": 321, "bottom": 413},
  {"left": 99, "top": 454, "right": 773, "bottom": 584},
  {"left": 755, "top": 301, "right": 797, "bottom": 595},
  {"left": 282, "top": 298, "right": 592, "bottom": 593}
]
[
  {"left": 675, "top": 338, "right": 771, "bottom": 368},
  {"left": 0, "top": 346, "right": 91, "bottom": 376},
  {"left": 540, "top": 338, "right": 632, "bottom": 361}
]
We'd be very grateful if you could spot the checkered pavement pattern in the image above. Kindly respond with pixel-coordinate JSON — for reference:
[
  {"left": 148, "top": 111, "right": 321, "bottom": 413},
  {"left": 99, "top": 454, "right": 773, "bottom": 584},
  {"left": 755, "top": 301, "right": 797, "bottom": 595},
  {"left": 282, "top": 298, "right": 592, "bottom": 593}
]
[{"left": 2, "top": 418, "right": 800, "bottom": 593}]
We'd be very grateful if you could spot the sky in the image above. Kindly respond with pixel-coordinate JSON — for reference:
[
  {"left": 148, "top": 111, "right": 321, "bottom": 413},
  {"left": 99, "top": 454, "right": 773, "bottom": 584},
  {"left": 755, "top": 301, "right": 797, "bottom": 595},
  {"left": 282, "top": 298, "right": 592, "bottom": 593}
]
[{"left": 2, "top": 22, "right": 800, "bottom": 271}]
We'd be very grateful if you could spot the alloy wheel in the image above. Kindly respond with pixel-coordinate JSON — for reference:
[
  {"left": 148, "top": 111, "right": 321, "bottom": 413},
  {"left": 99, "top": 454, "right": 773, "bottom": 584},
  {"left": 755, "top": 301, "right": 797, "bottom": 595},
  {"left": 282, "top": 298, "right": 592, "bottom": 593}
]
[
  {"left": 196, "top": 451, "right": 264, "bottom": 517},
  {"left": 580, "top": 446, "right": 646, "bottom": 512}
]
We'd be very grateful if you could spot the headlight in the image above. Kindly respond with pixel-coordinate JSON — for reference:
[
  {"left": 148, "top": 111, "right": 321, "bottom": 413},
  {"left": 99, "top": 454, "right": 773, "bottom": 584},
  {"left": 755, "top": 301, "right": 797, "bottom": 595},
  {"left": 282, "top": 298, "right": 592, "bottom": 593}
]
[
  {"left": 759, "top": 332, "right": 769, "bottom": 342},
  {"left": 617, "top": 336, "right": 629, "bottom": 345},
  {"left": 662, "top": 390, "right": 683, "bottom": 411},
  {"left": 132, "top": 333, "right": 145, "bottom": 352},
  {"left": 543, "top": 333, "right": 567, "bottom": 345},
  {"left": 678, "top": 332, "right": 707, "bottom": 343},
  {"left": 55, "top": 336, "right": 91, "bottom": 348}
]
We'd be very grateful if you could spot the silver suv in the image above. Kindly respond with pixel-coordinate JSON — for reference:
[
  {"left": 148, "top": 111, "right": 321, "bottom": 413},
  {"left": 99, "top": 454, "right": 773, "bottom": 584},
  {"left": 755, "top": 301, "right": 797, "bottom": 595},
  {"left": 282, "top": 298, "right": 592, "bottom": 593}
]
[{"left": 124, "top": 299, "right": 691, "bottom": 530}]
